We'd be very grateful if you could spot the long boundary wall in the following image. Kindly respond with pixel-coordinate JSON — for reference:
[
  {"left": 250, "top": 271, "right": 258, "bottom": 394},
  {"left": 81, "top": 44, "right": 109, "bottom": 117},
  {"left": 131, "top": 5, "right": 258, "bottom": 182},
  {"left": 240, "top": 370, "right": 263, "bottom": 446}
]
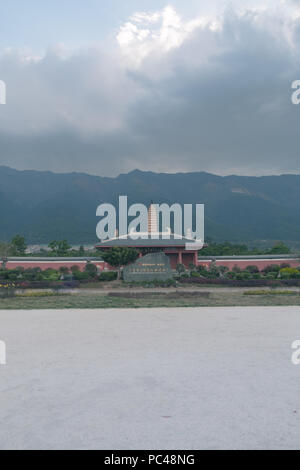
[{"left": 4, "top": 255, "right": 300, "bottom": 272}]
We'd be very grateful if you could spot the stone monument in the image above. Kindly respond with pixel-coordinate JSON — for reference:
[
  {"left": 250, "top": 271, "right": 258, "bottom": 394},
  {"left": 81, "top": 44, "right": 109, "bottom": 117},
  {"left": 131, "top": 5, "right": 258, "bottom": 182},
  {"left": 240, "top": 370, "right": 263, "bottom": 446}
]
[{"left": 123, "top": 252, "right": 172, "bottom": 282}]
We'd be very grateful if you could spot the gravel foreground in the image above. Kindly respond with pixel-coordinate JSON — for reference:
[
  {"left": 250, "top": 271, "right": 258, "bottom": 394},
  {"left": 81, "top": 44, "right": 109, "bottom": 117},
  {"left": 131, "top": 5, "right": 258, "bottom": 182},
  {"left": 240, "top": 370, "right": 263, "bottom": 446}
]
[{"left": 0, "top": 306, "right": 300, "bottom": 450}]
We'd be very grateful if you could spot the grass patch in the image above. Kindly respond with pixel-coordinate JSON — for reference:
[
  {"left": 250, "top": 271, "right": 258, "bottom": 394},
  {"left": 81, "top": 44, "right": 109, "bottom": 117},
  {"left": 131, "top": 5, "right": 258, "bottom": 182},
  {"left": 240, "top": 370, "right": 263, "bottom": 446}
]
[
  {"left": 243, "top": 290, "right": 298, "bottom": 296},
  {"left": 18, "top": 291, "right": 67, "bottom": 298},
  {"left": 1, "top": 291, "right": 300, "bottom": 309}
]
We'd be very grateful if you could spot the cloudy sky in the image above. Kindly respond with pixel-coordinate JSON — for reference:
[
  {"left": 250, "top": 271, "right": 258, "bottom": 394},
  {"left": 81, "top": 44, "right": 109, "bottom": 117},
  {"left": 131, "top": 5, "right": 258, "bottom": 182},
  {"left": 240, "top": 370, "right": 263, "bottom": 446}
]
[{"left": 0, "top": 0, "right": 299, "bottom": 176}]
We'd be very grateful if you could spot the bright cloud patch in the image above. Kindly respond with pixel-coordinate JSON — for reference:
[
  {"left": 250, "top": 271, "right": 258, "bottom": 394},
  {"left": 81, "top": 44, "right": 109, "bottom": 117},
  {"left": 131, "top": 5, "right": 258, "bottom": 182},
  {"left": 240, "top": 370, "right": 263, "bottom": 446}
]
[{"left": 117, "top": 6, "right": 218, "bottom": 66}]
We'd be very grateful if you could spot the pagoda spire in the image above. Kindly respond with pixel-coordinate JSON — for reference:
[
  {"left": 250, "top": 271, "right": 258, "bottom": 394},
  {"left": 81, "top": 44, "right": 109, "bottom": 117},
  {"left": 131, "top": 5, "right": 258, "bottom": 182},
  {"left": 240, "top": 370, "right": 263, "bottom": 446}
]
[{"left": 148, "top": 203, "right": 158, "bottom": 234}]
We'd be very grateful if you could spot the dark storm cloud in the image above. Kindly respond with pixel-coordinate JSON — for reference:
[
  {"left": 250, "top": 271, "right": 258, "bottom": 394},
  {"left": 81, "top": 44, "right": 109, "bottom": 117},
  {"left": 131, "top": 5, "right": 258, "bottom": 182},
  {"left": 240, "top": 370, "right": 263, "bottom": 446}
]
[{"left": 0, "top": 4, "right": 300, "bottom": 176}]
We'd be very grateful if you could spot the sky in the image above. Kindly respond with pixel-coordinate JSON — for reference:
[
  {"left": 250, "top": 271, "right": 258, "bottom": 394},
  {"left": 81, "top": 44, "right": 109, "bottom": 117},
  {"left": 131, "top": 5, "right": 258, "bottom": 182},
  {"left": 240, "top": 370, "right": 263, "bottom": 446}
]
[{"left": 0, "top": 0, "right": 300, "bottom": 176}]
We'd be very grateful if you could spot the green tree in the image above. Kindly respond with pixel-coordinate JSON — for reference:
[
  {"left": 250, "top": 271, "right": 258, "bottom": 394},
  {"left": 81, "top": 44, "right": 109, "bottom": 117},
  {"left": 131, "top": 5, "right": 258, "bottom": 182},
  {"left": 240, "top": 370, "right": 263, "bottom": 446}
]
[
  {"left": 197, "top": 265, "right": 209, "bottom": 277},
  {"left": 100, "top": 248, "right": 138, "bottom": 279},
  {"left": 48, "top": 240, "right": 58, "bottom": 255},
  {"left": 48, "top": 240, "right": 71, "bottom": 256},
  {"left": 279, "top": 267, "right": 300, "bottom": 279},
  {"left": 78, "top": 245, "right": 85, "bottom": 256},
  {"left": 188, "top": 263, "right": 196, "bottom": 272},
  {"left": 245, "top": 265, "right": 259, "bottom": 274},
  {"left": 71, "top": 265, "right": 80, "bottom": 274},
  {"left": 209, "top": 260, "right": 220, "bottom": 277},
  {"left": 262, "top": 264, "right": 281, "bottom": 274},
  {"left": 0, "top": 242, "right": 13, "bottom": 269},
  {"left": 11, "top": 235, "right": 27, "bottom": 256},
  {"left": 218, "top": 265, "right": 229, "bottom": 277},
  {"left": 176, "top": 263, "right": 186, "bottom": 275},
  {"left": 43, "top": 269, "right": 60, "bottom": 281},
  {"left": 199, "top": 241, "right": 250, "bottom": 256},
  {"left": 268, "top": 242, "right": 291, "bottom": 255},
  {"left": 85, "top": 261, "right": 97, "bottom": 278},
  {"left": 59, "top": 267, "right": 70, "bottom": 275}
]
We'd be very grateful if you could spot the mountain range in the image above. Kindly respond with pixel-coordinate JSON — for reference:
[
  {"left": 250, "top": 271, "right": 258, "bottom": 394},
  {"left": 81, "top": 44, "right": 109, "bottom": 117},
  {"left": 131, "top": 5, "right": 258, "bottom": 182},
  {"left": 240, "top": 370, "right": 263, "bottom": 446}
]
[{"left": 0, "top": 165, "right": 300, "bottom": 244}]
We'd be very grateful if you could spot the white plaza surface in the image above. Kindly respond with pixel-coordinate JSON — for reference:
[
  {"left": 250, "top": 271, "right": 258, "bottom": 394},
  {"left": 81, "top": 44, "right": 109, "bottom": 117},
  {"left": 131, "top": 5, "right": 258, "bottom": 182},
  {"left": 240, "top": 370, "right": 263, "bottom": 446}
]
[{"left": 0, "top": 306, "right": 300, "bottom": 450}]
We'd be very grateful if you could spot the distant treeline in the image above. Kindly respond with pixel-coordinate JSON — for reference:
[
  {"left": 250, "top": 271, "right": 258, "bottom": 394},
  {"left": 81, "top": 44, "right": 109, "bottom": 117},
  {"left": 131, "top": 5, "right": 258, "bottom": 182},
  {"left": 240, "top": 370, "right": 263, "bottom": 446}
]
[
  {"left": 0, "top": 236, "right": 293, "bottom": 260},
  {"left": 0, "top": 236, "right": 98, "bottom": 258},
  {"left": 199, "top": 241, "right": 291, "bottom": 256}
]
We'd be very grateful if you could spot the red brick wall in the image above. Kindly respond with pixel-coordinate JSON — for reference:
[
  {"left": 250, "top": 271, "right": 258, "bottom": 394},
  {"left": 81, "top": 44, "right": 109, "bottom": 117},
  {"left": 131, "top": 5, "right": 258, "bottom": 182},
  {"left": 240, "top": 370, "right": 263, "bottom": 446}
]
[
  {"left": 5, "top": 257, "right": 300, "bottom": 273},
  {"left": 198, "top": 258, "right": 300, "bottom": 271},
  {"left": 6, "top": 260, "right": 107, "bottom": 272}
]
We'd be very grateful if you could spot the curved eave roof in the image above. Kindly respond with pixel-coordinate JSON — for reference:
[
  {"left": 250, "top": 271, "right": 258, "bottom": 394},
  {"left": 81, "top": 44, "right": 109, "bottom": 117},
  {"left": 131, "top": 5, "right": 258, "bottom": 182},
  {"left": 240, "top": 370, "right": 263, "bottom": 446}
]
[{"left": 95, "top": 234, "right": 201, "bottom": 249}]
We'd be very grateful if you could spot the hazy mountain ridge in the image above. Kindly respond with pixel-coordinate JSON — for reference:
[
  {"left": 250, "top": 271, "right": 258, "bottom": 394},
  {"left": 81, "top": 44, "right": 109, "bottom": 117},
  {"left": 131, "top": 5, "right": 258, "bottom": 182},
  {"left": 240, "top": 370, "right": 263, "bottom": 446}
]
[{"left": 0, "top": 166, "right": 300, "bottom": 244}]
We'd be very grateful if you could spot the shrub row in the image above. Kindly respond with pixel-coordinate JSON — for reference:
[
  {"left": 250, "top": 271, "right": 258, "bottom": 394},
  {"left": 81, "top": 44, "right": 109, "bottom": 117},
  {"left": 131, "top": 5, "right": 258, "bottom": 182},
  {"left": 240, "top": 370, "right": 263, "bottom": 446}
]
[{"left": 0, "top": 266, "right": 119, "bottom": 284}]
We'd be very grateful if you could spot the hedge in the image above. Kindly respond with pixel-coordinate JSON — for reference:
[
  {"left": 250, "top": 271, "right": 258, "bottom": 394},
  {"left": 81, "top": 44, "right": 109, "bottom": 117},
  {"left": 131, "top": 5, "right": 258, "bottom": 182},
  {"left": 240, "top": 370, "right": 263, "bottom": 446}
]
[{"left": 99, "top": 271, "right": 118, "bottom": 282}]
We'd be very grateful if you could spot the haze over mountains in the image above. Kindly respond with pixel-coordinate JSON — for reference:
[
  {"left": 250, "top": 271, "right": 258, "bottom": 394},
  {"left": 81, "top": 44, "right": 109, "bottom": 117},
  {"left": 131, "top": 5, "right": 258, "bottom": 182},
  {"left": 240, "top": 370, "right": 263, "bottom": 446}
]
[{"left": 0, "top": 165, "right": 299, "bottom": 244}]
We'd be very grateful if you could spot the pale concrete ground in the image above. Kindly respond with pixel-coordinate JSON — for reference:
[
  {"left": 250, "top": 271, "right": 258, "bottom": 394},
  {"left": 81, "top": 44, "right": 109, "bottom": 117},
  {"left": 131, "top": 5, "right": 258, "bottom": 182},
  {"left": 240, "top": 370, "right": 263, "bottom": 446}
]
[{"left": 0, "top": 307, "right": 300, "bottom": 450}]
